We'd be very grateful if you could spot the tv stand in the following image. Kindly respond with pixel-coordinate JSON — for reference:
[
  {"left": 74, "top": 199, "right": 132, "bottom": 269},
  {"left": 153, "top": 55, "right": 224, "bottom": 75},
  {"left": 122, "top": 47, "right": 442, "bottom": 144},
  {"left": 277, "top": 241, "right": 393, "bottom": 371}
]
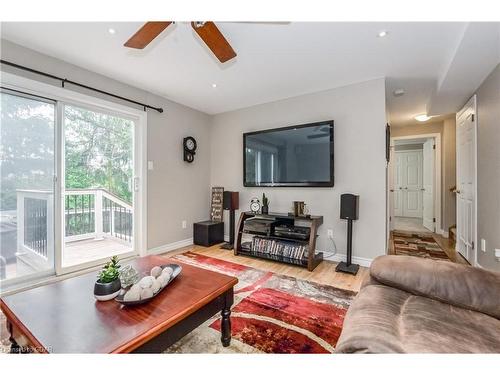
[{"left": 234, "top": 212, "right": 323, "bottom": 271}]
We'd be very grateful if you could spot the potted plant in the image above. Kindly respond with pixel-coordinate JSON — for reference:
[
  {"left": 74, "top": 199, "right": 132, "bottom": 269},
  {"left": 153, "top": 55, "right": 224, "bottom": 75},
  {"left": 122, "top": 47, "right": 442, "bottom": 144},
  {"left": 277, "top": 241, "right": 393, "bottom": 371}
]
[
  {"left": 261, "top": 193, "right": 270, "bottom": 215},
  {"left": 94, "top": 256, "right": 122, "bottom": 301}
]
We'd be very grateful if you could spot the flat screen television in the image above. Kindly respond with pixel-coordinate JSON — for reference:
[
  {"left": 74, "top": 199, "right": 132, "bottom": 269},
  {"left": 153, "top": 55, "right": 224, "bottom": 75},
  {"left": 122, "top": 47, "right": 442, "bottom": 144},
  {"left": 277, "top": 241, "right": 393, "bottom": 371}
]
[{"left": 243, "top": 120, "right": 334, "bottom": 187}]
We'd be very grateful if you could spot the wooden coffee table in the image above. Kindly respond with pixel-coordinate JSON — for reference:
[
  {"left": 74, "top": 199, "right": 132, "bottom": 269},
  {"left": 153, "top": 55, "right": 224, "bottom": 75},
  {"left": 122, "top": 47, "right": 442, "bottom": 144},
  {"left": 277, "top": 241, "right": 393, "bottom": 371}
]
[{"left": 0, "top": 255, "right": 238, "bottom": 353}]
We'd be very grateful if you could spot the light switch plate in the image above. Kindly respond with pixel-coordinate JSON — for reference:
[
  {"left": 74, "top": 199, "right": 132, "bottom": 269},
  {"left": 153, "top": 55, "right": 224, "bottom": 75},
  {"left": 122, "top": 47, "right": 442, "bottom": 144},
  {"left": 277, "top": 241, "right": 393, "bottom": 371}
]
[
  {"left": 481, "top": 238, "right": 486, "bottom": 253},
  {"left": 495, "top": 249, "right": 500, "bottom": 261},
  {"left": 148, "top": 161, "right": 154, "bottom": 170}
]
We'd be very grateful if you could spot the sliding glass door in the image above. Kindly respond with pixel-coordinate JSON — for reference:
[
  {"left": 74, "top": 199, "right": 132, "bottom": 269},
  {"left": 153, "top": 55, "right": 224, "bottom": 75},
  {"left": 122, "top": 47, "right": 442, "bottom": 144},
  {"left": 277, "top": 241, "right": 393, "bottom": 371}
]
[
  {"left": 62, "top": 104, "right": 136, "bottom": 269},
  {"left": 1, "top": 81, "right": 144, "bottom": 288},
  {"left": 0, "top": 90, "right": 56, "bottom": 284}
]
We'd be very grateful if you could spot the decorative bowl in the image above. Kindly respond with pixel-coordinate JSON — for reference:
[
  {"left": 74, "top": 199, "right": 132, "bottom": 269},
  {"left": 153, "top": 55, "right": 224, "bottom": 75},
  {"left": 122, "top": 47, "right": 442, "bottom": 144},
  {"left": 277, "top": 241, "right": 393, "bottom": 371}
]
[{"left": 115, "top": 264, "right": 182, "bottom": 306}]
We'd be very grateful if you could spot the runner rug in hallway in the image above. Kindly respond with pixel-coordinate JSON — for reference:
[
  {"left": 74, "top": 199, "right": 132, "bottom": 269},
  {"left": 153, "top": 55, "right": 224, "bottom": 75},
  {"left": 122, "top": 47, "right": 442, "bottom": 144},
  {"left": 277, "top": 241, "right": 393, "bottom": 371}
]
[
  {"left": 164, "top": 252, "right": 357, "bottom": 354},
  {"left": 392, "top": 231, "right": 451, "bottom": 261}
]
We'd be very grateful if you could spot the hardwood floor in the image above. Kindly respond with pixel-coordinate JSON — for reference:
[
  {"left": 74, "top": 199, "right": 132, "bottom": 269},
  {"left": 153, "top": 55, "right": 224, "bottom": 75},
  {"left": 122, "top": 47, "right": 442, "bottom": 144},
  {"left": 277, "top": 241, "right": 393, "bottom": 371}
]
[
  {"left": 389, "top": 230, "right": 469, "bottom": 265},
  {"left": 162, "top": 244, "right": 369, "bottom": 292}
]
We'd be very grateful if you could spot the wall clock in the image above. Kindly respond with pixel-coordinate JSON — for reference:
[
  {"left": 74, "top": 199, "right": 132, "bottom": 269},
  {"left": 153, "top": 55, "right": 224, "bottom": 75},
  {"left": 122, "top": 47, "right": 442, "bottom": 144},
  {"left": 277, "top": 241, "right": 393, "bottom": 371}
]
[
  {"left": 183, "top": 136, "right": 197, "bottom": 163},
  {"left": 250, "top": 198, "right": 261, "bottom": 213}
]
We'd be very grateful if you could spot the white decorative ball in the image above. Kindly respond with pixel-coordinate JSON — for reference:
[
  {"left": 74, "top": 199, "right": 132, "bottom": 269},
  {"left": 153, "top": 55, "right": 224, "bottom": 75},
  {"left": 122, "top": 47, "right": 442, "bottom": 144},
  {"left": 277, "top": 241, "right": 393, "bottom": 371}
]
[
  {"left": 140, "top": 288, "right": 154, "bottom": 299},
  {"left": 157, "top": 274, "right": 170, "bottom": 287},
  {"left": 124, "top": 288, "right": 141, "bottom": 301},
  {"left": 129, "top": 283, "right": 141, "bottom": 294},
  {"left": 150, "top": 266, "right": 162, "bottom": 278},
  {"left": 151, "top": 279, "right": 162, "bottom": 294},
  {"left": 139, "top": 276, "right": 155, "bottom": 289},
  {"left": 161, "top": 267, "right": 173, "bottom": 279}
]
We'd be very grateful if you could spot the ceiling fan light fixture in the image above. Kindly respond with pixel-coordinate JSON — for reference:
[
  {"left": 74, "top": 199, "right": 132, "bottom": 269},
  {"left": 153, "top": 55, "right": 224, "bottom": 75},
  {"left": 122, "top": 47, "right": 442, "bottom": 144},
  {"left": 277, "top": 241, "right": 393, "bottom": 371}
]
[{"left": 193, "top": 21, "right": 207, "bottom": 29}]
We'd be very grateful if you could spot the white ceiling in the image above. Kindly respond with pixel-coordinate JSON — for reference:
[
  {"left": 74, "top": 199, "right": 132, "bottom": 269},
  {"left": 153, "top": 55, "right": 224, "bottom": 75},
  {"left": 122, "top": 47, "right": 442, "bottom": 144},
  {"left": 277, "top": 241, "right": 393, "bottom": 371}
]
[{"left": 1, "top": 22, "right": 496, "bottom": 124}]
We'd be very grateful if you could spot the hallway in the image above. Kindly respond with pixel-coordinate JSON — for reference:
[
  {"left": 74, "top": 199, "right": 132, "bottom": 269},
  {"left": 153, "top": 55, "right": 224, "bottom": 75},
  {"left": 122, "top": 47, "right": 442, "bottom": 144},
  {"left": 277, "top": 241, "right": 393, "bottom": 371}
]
[{"left": 393, "top": 216, "right": 431, "bottom": 232}]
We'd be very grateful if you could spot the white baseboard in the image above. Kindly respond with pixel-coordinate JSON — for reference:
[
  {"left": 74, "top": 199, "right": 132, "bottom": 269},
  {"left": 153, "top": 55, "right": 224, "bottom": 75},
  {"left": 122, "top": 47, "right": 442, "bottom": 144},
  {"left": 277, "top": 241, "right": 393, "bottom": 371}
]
[
  {"left": 324, "top": 253, "right": 373, "bottom": 267},
  {"left": 148, "top": 238, "right": 193, "bottom": 256}
]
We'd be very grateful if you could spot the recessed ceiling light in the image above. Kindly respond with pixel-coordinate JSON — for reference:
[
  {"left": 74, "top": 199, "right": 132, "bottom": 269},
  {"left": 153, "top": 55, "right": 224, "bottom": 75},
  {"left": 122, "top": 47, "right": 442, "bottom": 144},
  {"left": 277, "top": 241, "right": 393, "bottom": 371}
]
[
  {"left": 108, "top": 28, "right": 116, "bottom": 35},
  {"left": 415, "top": 114, "right": 432, "bottom": 122},
  {"left": 393, "top": 89, "right": 405, "bottom": 97},
  {"left": 211, "top": 83, "right": 217, "bottom": 88},
  {"left": 378, "top": 30, "right": 388, "bottom": 38}
]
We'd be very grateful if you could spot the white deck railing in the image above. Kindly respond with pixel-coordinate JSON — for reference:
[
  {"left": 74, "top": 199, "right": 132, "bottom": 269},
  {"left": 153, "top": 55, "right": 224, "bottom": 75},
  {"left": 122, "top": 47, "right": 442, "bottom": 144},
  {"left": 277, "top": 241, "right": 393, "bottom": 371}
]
[{"left": 15, "top": 188, "right": 133, "bottom": 272}]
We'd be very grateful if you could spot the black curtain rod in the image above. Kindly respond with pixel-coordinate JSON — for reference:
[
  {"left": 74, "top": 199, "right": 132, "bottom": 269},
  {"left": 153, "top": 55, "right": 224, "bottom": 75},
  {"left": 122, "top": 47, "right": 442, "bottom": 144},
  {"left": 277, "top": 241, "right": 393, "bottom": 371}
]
[{"left": 0, "top": 59, "right": 164, "bottom": 113}]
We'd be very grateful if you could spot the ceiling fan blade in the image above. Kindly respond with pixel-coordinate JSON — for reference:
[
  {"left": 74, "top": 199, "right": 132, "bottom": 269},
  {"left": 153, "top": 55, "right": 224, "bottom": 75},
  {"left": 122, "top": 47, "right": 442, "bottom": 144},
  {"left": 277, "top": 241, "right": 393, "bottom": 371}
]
[
  {"left": 124, "top": 22, "right": 172, "bottom": 49},
  {"left": 191, "top": 22, "right": 237, "bottom": 63}
]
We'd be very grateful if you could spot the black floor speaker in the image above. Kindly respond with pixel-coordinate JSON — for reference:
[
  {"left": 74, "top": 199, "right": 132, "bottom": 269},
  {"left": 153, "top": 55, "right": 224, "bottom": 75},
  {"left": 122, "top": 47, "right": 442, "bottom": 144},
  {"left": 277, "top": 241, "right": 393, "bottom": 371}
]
[
  {"left": 220, "top": 191, "right": 239, "bottom": 250},
  {"left": 336, "top": 194, "right": 360, "bottom": 275}
]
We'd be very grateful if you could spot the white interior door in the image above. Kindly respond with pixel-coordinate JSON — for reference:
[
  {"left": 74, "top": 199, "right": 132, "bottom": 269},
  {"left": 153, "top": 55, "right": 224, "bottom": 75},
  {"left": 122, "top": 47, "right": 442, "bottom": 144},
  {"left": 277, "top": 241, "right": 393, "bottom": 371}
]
[
  {"left": 422, "top": 139, "right": 435, "bottom": 231},
  {"left": 396, "top": 151, "right": 423, "bottom": 218},
  {"left": 394, "top": 152, "right": 403, "bottom": 216},
  {"left": 456, "top": 96, "right": 477, "bottom": 265}
]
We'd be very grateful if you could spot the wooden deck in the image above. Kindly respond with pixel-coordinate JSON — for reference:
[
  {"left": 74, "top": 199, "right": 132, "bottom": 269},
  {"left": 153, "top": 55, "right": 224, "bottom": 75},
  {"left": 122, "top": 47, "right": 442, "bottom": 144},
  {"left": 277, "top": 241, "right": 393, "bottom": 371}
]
[{"left": 63, "top": 237, "right": 132, "bottom": 267}]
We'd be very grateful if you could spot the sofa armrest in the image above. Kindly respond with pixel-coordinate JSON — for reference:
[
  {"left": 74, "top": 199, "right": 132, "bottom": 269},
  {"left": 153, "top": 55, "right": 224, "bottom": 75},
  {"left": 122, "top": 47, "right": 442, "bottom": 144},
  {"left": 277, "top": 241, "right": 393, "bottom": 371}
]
[{"left": 370, "top": 255, "right": 500, "bottom": 319}]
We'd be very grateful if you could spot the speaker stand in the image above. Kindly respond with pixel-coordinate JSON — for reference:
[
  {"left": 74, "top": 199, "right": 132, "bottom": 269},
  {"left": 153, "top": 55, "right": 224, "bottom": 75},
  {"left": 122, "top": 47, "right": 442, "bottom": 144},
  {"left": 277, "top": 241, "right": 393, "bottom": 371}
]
[
  {"left": 335, "top": 219, "right": 359, "bottom": 275},
  {"left": 220, "top": 209, "right": 235, "bottom": 250}
]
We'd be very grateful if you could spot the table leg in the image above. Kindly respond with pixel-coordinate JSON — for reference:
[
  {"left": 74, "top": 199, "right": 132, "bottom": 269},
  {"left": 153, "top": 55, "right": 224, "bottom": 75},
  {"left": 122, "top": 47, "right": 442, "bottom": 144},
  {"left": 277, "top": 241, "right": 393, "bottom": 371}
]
[
  {"left": 6, "top": 321, "right": 20, "bottom": 354},
  {"left": 221, "top": 307, "right": 231, "bottom": 347},
  {"left": 220, "top": 290, "right": 233, "bottom": 347}
]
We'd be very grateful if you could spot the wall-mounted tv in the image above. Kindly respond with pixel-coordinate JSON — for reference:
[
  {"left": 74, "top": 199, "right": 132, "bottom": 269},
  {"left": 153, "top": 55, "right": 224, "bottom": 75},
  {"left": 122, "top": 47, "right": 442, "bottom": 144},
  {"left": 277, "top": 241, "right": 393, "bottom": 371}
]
[{"left": 243, "top": 120, "right": 334, "bottom": 187}]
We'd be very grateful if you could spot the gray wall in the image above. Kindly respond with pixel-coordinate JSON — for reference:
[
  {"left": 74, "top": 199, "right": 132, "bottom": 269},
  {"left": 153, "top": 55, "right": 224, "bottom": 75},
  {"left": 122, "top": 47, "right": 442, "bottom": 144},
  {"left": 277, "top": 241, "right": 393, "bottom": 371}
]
[
  {"left": 210, "top": 78, "right": 387, "bottom": 262},
  {"left": 476, "top": 63, "right": 500, "bottom": 271},
  {"left": 391, "top": 120, "right": 457, "bottom": 231},
  {"left": 0, "top": 40, "right": 212, "bottom": 250}
]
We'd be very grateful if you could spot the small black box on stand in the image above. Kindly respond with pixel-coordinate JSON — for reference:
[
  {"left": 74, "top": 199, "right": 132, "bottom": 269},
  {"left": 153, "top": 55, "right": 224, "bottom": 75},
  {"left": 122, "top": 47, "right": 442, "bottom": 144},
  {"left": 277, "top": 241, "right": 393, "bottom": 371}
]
[
  {"left": 336, "top": 193, "right": 360, "bottom": 275},
  {"left": 193, "top": 221, "right": 224, "bottom": 247}
]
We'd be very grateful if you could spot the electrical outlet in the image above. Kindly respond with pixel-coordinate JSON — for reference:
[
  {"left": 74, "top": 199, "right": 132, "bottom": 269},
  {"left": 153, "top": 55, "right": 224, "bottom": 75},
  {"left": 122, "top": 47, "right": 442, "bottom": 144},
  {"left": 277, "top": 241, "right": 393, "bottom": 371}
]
[
  {"left": 182, "top": 220, "right": 187, "bottom": 229},
  {"left": 327, "top": 229, "right": 334, "bottom": 239},
  {"left": 481, "top": 238, "right": 486, "bottom": 253}
]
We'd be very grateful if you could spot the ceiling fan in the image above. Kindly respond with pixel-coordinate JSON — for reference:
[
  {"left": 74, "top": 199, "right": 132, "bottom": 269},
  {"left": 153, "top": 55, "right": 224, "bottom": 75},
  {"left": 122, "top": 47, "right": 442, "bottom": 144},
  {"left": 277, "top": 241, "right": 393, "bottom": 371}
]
[{"left": 124, "top": 21, "right": 237, "bottom": 63}]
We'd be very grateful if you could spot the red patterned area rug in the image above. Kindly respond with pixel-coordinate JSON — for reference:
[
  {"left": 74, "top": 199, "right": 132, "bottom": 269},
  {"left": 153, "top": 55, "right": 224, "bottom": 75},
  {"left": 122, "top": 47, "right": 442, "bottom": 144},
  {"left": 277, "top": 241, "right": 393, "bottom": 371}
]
[
  {"left": 392, "top": 231, "right": 451, "bottom": 261},
  {"left": 164, "top": 252, "right": 356, "bottom": 354}
]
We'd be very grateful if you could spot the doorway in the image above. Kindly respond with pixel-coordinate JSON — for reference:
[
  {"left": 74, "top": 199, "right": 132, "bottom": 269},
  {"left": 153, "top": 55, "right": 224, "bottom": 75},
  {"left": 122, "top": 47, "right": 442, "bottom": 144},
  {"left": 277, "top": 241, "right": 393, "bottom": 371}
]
[
  {"left": 61, "top": 104, "right": 136, "bottom": 270},
  {"left": 389, "top": 134, "right": 441, "bottom": 234},
  {"left": 455, "top": 96, "right": 477, "bottom": 266}
]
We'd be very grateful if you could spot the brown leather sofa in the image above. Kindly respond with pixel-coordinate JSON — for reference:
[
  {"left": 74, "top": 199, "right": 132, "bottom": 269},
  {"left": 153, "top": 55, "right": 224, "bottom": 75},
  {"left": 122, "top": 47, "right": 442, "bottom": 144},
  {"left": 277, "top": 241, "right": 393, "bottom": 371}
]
[{"left": 335, "top": 255, "right": 500, "bottom": 353}]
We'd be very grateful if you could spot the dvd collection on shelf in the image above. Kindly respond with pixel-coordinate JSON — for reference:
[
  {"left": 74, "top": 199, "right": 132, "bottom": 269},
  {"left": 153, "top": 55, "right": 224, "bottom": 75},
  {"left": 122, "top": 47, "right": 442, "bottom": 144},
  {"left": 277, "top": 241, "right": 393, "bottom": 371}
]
[{"left": 248, "top": 236, "right": 308, "bottom": 260}]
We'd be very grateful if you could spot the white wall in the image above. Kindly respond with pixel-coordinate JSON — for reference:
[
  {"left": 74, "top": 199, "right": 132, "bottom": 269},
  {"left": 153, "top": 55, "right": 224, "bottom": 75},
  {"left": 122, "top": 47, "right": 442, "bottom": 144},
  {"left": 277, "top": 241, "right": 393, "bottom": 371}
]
[
  {"left": 210, "top": 78, "right": 387, "bottom": 263},
  {"left": 0, "top": 40, "right": 212, "bottom": 251}
]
